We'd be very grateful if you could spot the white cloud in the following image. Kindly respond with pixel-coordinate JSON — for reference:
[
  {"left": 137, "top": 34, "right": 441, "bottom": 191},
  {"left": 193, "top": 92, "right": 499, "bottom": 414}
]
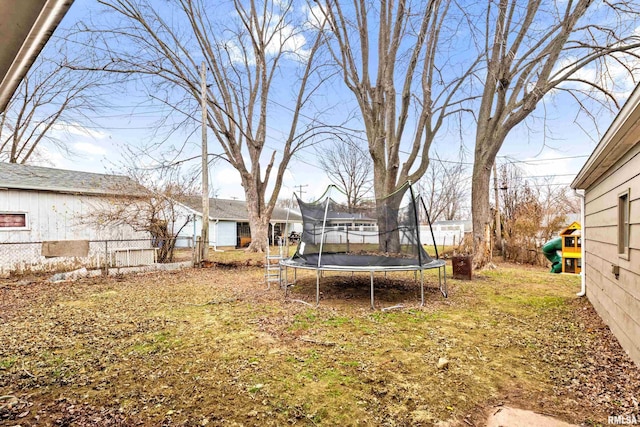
[
  {"left": 301, "top": 3, "right": 328, "bottom": 31},
  {"left": 224, "top": 10, "right": 314, "bottom": 66},
  {"left": 28, "top": 145, "right": 66, "bottom": 169},
  {"left": 53, "top": 122, "right": 110, "bottom": 140},
  {"left": 74, "top": 142, "right": 107, "bottom": 156},
  {"left": 212, "top": 166, "right": 244, "bottom": 198},
  {"left": 554, "top": 52, "right": 640, "bottom": 102}
]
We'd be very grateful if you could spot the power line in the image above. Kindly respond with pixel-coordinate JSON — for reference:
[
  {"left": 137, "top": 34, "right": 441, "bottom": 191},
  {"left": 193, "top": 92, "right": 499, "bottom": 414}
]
[{"left": 500, "top": 154, "right": 589, "bottom": 164}]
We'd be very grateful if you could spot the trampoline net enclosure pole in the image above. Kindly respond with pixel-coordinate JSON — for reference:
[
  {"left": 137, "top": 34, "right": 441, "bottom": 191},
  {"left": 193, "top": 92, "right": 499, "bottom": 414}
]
[{"left": 316, "top": 185, "right": 333, "bottom": 269}]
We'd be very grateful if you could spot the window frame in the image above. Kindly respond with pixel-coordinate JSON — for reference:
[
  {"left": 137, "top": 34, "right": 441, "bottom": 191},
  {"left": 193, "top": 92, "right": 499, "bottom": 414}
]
[
  {"left": 618, "top": 189, "right": 630, "bottom": 260},
  {"left": 0, "top": 212, "right": 29, "bottom": 231}
]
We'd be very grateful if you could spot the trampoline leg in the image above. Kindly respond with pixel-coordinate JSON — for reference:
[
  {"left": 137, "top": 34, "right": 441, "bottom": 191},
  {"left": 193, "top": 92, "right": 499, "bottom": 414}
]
[
  {"left": 440, "top": 265, "right": 448, "bottom": 298},
  {"left": 370, "top": 271, "right": 375, "bottom": 310},
  {"left": 443, "top": 266, "right": 448, "bottom": 297},
  {"left": 420, "top": 269, "right": 424, "bottom": 307},
  {"left": 284, "top": 266, "right": 288, "bottom": 296},
  {"left": 316, "top": 270, "right": 320, "bottom": 307}
]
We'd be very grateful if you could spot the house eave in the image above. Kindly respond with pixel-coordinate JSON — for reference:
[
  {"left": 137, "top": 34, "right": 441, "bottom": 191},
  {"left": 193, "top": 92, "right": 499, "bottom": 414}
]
[
  {"left": 2, "top": 183, "right": 147, "bottom": 198},
  {"left": 0, "top": 0, "right": 75, "bottom": 112},
  {"left": 572, "top": 83, "right": 640, "bottom": 190}
]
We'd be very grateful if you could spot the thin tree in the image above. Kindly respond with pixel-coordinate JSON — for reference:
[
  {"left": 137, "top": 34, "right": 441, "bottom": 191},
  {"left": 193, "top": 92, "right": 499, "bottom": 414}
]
[
  {"left": 469, "top": 0, "right": 640, "bottom": 267},
  {"left": 316, "top": 136, "right": 372, "bottom": 210},
  {"left": 0, "top": 43, "right": 102, "bottom": 164},
  {"left": 82, "top": 0, "right": 335, "bottom": 252},
  {"left": 417, "top": 150, "right": 469, "bottom": 223},
  {"left": 317, "top": 0, "right": 476, "bottom": 251},
  {"left": 85, "top": 162, "right": 198, "bottom": 263}
]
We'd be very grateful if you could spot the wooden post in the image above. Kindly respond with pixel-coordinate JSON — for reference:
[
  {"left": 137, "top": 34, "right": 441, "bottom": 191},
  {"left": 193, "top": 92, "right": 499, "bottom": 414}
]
[
  {"left": 103, "top": 240, "right": 109, "bottom": 276},
  {"left": 493, "top": 163, "right": 503, "bottom": 256},
  {"left": 201, "top": 62, "right": 210, "bottom": 262}
]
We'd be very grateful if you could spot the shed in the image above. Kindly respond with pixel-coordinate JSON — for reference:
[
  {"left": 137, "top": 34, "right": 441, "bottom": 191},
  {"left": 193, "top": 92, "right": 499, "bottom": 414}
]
[
  {"left": 0, "top": 162, "right": 151, "bottom": 274},
  {"left": 571, "top": 83, "right": 640, "bottom": 366}
]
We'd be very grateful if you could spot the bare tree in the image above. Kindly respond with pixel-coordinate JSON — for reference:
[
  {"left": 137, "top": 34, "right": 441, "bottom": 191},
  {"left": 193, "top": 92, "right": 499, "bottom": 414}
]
[
  {"left": 317, "top": 0, "right": 476, "bottom": 251},
  {"left": 81, "top": 0, "right": 334, "bottom": 252},
  {"left": 316, "top": 136, "right": 372, "bottom": 210},
  {"left": 497, "top": 163, "right": 579, "bottom": 265},
  {"left": 417, "top": 150, "right": 469, "bottom": 223},
  {"left": 86, "top": 164, "right": 198, "bottom": 263},
  {"left": 0, "top": 43, "right": 102, "bottom": 164},
  {"left": 536, "top": 180, "right": 580, "bottom": 243},
  {"left": 470, "top": 0, "right": 640, "bottom": 268}
]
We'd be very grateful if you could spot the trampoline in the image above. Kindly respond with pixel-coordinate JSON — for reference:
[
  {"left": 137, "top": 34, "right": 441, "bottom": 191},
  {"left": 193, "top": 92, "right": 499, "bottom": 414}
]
[{"left": 280, "top": 182, "right": 447, "bottom": 309}]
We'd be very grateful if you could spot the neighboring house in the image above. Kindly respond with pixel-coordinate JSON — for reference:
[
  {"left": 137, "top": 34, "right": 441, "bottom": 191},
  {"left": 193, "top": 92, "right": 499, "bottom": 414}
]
[
  {"left": 0, "top": 162, "right": 150, "bottom": 274},
  {"left": 571, "top": 84, "right": 640, "bottom": 366},
  {"left": 323, "top": 211, "right": 377, "bottom": 229},
  {"left": 423, "top": 220, "right": 472, "bottom": 247},
  {"left": 180, "top": 197, "right": 302, "bottom": 248}
]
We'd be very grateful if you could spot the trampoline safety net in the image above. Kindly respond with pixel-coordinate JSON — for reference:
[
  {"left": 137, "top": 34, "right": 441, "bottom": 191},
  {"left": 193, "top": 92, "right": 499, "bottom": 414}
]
[{"left": 290, "top": 182, "right": 433, "bottom": 269}]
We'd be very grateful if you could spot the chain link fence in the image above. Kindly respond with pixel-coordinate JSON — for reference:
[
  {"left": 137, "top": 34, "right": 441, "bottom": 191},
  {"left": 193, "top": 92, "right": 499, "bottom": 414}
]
[{"left": 0, "top": 237, "right": 195, "bottom": 277}]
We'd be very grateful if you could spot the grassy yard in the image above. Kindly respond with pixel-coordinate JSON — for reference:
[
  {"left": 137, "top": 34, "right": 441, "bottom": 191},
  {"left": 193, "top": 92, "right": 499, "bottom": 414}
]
[{"left": 1, "top": 253, "right": 638, "bottom": 426}]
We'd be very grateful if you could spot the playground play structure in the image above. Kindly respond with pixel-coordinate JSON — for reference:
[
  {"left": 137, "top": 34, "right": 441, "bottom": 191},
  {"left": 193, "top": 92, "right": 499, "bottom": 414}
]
[{"left": 542, "top": 222, "right": 582, "bottom": 274}]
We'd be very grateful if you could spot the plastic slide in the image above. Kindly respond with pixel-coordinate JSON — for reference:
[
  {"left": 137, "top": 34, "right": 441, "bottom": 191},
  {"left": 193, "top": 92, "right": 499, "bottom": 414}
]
[{"left": 542, "top": 237, "right": 563, "bottom": 273}]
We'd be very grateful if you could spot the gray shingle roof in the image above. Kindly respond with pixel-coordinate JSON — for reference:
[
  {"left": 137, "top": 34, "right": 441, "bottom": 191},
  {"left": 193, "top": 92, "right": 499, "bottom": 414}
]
[
  {"left": 183, "top": 196, "right": 301, "bottom": 222},
  {"left": 0, "top": 162, "right": 147, "bottom": 196}
]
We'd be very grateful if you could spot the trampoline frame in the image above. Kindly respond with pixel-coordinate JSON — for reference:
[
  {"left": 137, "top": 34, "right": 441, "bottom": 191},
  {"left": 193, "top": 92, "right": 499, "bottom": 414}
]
[{"left": 280, "top": 257, "right": 447, "bottom": 309}]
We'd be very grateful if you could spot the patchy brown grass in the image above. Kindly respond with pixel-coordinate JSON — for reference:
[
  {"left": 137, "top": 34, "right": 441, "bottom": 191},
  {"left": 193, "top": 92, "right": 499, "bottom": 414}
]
[{"left": 0, "top": 259, "right": 638, "bottom": 426}]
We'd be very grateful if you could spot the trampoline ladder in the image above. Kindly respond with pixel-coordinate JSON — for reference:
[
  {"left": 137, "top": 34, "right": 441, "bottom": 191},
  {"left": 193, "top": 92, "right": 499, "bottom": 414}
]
[{"left": 265, "top": 240, "right": 285, "bottom": 289}]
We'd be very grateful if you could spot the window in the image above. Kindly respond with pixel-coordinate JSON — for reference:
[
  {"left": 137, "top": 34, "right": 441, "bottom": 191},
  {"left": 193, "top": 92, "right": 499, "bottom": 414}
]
[
  {"left": 564, "top": 236, "right": 575, "bottom": 248},
  {"left": 618, "top": 190, "right": 630, "bottom": 258},
  {"left": 0, "top": 212, "right": 28, "bottom": 229}
]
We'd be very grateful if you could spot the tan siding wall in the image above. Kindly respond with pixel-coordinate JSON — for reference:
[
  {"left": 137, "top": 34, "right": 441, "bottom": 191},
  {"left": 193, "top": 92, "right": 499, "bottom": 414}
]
[{"left": 584, "top": 142, "right": 640, "bottom": 365}]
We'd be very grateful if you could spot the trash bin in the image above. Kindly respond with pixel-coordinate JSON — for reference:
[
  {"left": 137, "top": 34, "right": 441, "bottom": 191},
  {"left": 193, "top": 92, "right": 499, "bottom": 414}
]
[{"left": 452, "top": 255, "right": 473, "bottom": 280}]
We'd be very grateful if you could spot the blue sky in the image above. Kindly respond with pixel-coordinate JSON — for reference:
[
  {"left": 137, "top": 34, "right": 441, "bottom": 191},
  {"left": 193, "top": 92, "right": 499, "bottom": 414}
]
[{"left": 31, "top": 0, "right": 634, "bottom": 204}]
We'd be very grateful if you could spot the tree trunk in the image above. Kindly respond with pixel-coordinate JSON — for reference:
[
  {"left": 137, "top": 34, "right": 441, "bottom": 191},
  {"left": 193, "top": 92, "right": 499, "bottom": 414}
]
[
  {"left": 244, "top": 186, "right": 269, "bottom": 253},
  {"left": 471, "top": 155, "right": 493, "bottom": 269},
  {"left": 375, "top": 188, "right": 406, "bottom": 254},
  {"left": 247, "top": 219, "right": 268, "bottom": 253}
]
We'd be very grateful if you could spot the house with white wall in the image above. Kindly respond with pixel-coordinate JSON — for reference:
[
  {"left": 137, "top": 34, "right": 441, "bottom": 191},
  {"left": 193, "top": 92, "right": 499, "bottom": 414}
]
[
  {"left": 179, "top": 197, "right": 302, "bottom": 248},
  {"left": 421, "top": 220, "right": 472, "bottom": 248},
  {"left": 571, "top": 84, "right": 640, "bottom": 366},
  {"left": 0, "top": 162, "right": 150, "bottom": 274}
]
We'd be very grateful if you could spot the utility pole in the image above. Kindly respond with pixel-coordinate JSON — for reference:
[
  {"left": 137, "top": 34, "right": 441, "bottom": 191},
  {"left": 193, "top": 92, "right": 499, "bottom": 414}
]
[
  {"left": 201, "top": 62, "right": 209, "bottom": 262},
  {"left": 493, "top": 163, "right": 502, "bottom": 257},
  {"left": 296, "top": 184, "right": 308, "bottom": 200}
]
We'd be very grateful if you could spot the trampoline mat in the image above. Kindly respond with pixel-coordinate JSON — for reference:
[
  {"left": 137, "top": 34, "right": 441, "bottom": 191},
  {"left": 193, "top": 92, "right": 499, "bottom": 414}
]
[{"left": 291, "top": 253, "right": 439, "bottom": 268}]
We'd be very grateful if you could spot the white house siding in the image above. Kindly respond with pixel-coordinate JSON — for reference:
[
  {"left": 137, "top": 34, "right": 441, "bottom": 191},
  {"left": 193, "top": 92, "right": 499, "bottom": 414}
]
[
  {"left": 420, "top": 224, "right": 466, "bottom": 247},
  {"left": 0, "top": 189, "right": 149, "bottom": 275},
  {"left": 216, "top": 221, "right": 237, "bottom": 247},
  {"left": 174, "top": 214, "right": 237, "bottom": 248},
  {"left": 584, "top": 142, "right": 640, "bottom": 365},
  {"left": 0, "top": 189, "right": 149, "bottom": 242}
]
